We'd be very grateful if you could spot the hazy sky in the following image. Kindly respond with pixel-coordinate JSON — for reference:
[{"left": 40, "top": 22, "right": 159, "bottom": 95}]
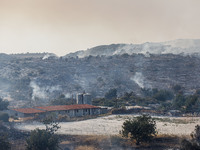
[{"left": 0, "top": 0, "right": 200, "bottom": 56}]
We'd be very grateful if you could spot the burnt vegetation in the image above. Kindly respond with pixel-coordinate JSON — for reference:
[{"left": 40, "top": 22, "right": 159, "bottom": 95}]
[
  {"left": 93, "top": 86, "right": 200, "bottom": 115},
  {"left": 1, "top": 50, "right": 200, "bottom": 149},
  {"left": 0, "top": 52, "right": 200, "bottom": 108}
]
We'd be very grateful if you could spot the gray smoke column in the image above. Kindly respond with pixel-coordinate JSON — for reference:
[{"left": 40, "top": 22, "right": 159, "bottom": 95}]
[{"left": 30, "top": 81, "right": 61, "bottom": 100}]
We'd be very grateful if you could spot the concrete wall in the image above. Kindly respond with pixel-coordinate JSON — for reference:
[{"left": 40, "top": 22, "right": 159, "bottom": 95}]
[
  {"left": 55, "top": 108, "right": 101, "bottom": 117},
  {"left": 90, "top": 108, "right": 101, "bottom": 115}
]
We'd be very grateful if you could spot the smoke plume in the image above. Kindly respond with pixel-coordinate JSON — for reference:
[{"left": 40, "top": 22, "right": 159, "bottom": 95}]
[
  {"left": 30, "top": 81, "right": 61, "bottom": 100},
  {"left": 131, "top": 72, "right": 145, "bottom": 88}
]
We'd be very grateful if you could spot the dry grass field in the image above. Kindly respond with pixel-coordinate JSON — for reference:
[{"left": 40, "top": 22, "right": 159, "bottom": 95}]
[
  {"left": 12, "top": 115, "right": 199, "bottom": 149},
  {"left": 15, "top": 115, "right": 200, "bottom": 136}
]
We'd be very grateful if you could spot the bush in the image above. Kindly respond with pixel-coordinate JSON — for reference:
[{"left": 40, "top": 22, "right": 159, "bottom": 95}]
[
  {"left": 0, "top": 113, "right": 9, "bottom": 122},
  {"left": 172, "top": 94, "right": 186, "bottom": 109},
  {"left": 180, "top": 139, "right": 200, "bottom": 150},
  {"left": 0, "top": 98, "right": 9, "bottom": 111},
  {"left": 105, "top": 88, "right": 117, "bottom": 100},
  {"left": 191, "top": 125, "right": 200, "bottom": 145},
  {"left": 26, "top": 115, "right": 60, "bottom": 150},
  {"left": 0, "top": 134, "right": 11, "bottom": 150},
  {"left": 153, "top": 90, "right": 174, "bottom": 101},
  {"left": 180, "top": 125, "right": 200, "bottom": 150},
  {"left": 26, "top": 128, "right": 59, "bottom": 150},
  {"left": 121, "top": 114, "right": 157, "bottom": 145}
]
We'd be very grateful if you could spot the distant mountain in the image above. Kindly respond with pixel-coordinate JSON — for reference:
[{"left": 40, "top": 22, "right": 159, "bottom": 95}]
[
  {"left": 64, "top": 39, "right": 200, "bottom": 58},
  {"left": 10, "top": 53, "right": 58, "bottom": 59},
  {"left": 162, "top": 39, "right": 200, "bottom": 49}
]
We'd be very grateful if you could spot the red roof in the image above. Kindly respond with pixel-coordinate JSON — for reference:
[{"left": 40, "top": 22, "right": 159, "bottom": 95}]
[
  {"left": 13, "top": 108, "right": 45, "bottom": 114},
  {"left": 36, "top": 104, "right": 99, "bottom": 112},
  {"left": 13, "top": 104, "right": 99, "bottom": 114}
]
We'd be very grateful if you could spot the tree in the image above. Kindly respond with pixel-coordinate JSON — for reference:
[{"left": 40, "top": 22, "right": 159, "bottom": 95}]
[
  {"left": 172, "top": 84, "right": 182, "bottom": 93},
  {"left": 191, "top": 125, "right": 200, "bottom": 145},
  {"left": 196, "top": 89, "right": 200, "bottom": 95},
  {"left": 121, "top": 115, "right": 157, "bottom": 145},
  {"left": 0, "top": 98, "right": 9, "bottom": 111},
  {"left": 180, "top": 125, "right": 200, "bottom": 150},
  {"left": 172, "top": 93, "right": 186, "bottom": 109},
  {"left": 0, "top": 121, "right": 10, "bottom": 150},
  {"left": 0, "top": 134, "right": 10, "bottom": 150},
  {"left": 26, "top": 129, "right": 59, "bottom": 150},
  {"left": 26, "top": 115, "right": 60, "bottom": 150},
  {"left": 185, "top": 95, "right": 199, "bottom": 113},
  {"left": 153, "top": 90, "right": 174, "bottom": 101},
  {"left": 0, "top": 113, "right": 9, "bottom": 122},
  {"left": 105, "top": 88, "right": 117, "bottom": 100},
  {"left": 180, "top": 139, "right": 200, "bottom": 150}
]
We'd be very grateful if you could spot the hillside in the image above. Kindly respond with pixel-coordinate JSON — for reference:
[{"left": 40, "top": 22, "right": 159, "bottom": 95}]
[
  {"left": 65, "top": 39, "right": 200, "bottom": 58},
  {"left": 0, "top": 39, "right": 200, "bottom": 108}
]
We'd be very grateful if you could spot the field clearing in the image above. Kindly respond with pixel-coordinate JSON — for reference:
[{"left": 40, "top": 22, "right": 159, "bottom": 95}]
[{"left": 15, "top": 115, "right": 200, "bottom": 136}]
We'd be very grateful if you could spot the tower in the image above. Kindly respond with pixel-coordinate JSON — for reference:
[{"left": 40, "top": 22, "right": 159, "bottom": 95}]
[
  {"left": 76, "top": 93, "right": 83, "bottom": 104},
  {"left": 76, "top": 93, "right": 92, "bottom": 105},
  {"left": 83, "top": 93, "right": 92, "bottom": 105}
]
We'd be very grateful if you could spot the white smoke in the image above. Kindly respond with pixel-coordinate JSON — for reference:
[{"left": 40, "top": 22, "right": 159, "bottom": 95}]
[
  {"left": 67, "top": 39, "right": 200, "bottom": 58},
  {"left": 163, "top": 39, "right": 200, "bottom": 49},
  {"left": 131, "top": 72, "right": 145, "bottom": 88},
  {"left": 30, "top": 81, "right": 61, "bottom": 100},
  {"left": 131, "top": 72, "right": 152, "bottom": 89},
  {"left": 64, "top": 93, "right": 71, "bottom": 98},
  {"left": 42, "top": 53, "right": 58, "bottom": 60}
]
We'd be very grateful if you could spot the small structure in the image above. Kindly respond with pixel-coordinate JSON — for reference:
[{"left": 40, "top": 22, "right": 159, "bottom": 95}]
[
  {"left": 76, "top": 93, "right": 84, "bottom": 104},
  {"left": 83, "top": 93, "right": 92, "bottom": 105},
  {"left": 76, "top": 93, "right": 92, "bottom": 105}
]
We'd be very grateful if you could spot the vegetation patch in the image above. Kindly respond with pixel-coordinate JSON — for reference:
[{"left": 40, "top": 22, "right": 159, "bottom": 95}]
[{"left": 154, "top": 117, "right": 196, "bottom": 124}]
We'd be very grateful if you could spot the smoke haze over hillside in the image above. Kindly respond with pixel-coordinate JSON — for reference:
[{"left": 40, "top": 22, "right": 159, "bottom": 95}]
[
  {"left": 65, "top": 39, "right": 200, "bottom": 58},
  {"left": 0, "top": 0, "right": 200, "bottom": 56}
]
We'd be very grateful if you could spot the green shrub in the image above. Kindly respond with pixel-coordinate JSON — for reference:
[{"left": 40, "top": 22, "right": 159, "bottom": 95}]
[
  {"left": 26, "top": 115, "right": 60, "bottom": 150},
  {"left": 121, "top": 114, "right": 157, "bottom": 145},
  {"left": 0, "top": 98, "right": 9, "bottom": 111},
  {"left": 0, "top": 113, "right": 9, "bottom": 122},
  {"left": 0, "top": 134, "right": 11, "bottom": 150},
  {"left": 26, "top": 128, "right": 59, "bottom": 150}
]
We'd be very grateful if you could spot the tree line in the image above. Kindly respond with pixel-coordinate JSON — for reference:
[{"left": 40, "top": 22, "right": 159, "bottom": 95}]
[{"left": 93, "top": 85, "right": 200, "bottom": 114}]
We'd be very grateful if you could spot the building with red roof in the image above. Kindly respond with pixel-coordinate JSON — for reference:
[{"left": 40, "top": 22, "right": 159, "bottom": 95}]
[{"left": 11, "top": 104, "right": 102, "bottom": 118}]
